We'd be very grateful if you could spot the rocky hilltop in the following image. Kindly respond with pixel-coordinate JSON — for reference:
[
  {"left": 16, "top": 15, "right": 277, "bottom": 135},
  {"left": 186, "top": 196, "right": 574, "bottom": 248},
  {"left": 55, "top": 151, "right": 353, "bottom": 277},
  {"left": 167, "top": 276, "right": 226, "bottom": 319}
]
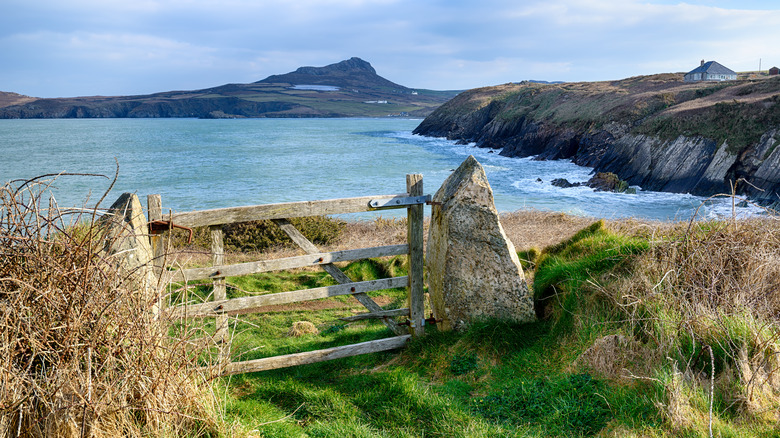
[
  {"left": 259, "top": 57, "right": 409, "bottom": 92},
  {"left": 414, "top": 74, "right": 780, "bottom": 203},
  {"left": 0, "top": 58, "right": 459, "bottom": 119}
]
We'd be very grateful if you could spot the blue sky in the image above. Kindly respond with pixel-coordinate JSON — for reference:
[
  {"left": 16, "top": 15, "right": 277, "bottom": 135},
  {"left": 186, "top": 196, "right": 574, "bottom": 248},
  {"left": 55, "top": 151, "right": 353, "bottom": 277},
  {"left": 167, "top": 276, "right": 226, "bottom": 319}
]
[{"left": 2, "top": 0, "right": 779, "bottom": 98}]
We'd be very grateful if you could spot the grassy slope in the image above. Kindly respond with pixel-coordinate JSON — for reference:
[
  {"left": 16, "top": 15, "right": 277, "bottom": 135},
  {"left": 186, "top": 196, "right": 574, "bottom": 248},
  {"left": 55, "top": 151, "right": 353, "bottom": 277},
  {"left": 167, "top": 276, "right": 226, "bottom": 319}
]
[
  {"left": 0, "top": 91, "right": 35, "bottom": 107},
  {"left": 181, "top": 212, "right": 780, "bottom": 438},
  {"left": 429, "top": 74, "right": 780, "bottom": 151}
]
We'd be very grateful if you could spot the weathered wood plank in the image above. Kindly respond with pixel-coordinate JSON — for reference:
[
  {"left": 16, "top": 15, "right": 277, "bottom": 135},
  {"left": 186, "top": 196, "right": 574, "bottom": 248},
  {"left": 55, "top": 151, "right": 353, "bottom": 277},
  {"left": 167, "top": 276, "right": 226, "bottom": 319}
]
[
  {"left": 210, "top": 226, "right": 229, "bottom": 362},
  {"left": 176, "top": 244, "right": 408, "bottom": 282},
  {"left": 339, "top": 308, "right": 410, "bottom": 322},
  {"left": 407, "top": 174, "right": 426, "bottom": 337},
  {"left": 205, "top": 335, "right": 411, "bottom": 376},
  {"left": 171, "top": 276, "right": 408, "bottom": 318},
  {"left": 272, "top": 219, "right": 408, "bottom": 336},
  {"left": 172, "top": 194, "right": 420, "bottom": 228},
  {"left": 147, "top": 194, "right": 164, "bottom": 318}
]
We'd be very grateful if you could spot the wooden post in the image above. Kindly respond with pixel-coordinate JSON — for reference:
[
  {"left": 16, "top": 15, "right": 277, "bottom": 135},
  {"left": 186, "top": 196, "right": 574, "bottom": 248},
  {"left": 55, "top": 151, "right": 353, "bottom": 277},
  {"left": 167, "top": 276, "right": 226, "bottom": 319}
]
[
  {"left": 407, "top": 174, "right": 425, "bottom": 337},
  {"left": 210, "top": 226, "right": 229, "bottom": 363},
  {"left": 147, "top": 195, "right": 164, "bottom": 318}
]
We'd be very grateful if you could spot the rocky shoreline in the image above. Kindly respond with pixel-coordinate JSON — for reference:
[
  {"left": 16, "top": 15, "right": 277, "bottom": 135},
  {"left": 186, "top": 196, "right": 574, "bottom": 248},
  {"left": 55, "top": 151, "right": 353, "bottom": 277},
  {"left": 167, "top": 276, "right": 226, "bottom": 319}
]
[{"left": 413, "top": 77, "right": 780, "bottom": 205}]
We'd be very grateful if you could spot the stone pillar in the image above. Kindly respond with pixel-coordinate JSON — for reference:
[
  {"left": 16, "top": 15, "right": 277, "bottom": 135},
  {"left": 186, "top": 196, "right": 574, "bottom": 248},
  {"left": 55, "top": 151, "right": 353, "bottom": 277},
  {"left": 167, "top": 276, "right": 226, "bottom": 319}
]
[
  {"left": 426, "top": 156, "right": 535, "bottom": 331},
  {"left": 101, "top": 193, "right": 156, "bottom": 300}
]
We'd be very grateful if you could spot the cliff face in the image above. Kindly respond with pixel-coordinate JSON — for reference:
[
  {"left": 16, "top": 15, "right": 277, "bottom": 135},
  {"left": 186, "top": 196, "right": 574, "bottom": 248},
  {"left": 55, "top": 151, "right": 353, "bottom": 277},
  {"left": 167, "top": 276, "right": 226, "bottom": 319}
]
[
  {"left": 414, "top": 76, "right": 780, "bottom": 203},
  {"left": 0, "top": 96, "right": 298, "bottom": 119}
]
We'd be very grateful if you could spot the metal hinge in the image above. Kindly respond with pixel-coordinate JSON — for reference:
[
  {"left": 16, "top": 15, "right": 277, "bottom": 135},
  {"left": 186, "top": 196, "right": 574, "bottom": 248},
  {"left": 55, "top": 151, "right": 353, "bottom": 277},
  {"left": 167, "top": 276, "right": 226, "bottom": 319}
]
[{"left": 368, "top": 195, "right": 431, "bottom": 209}]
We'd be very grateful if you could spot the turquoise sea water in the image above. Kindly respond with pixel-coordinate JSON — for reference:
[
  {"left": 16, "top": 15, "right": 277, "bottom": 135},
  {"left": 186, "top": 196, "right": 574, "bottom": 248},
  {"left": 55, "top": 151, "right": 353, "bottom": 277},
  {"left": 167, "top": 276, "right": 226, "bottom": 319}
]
[{"left": 0, "top": 118, "right": 756, "bottom": 221}]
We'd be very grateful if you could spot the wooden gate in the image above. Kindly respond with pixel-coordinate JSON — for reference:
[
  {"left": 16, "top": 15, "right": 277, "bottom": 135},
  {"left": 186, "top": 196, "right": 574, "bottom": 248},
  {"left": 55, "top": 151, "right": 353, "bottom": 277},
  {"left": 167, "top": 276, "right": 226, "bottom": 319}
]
[{"left": 148, "top": 175, "right": 428, "bottom": 376}]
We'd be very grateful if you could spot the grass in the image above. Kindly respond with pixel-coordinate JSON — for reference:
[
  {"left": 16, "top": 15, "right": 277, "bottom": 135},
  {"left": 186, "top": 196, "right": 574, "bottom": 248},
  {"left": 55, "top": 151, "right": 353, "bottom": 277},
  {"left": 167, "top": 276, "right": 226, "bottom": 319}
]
[
  {"left": 429, "top": 74, "right": 780, "bottom": 155},
  {"left": 6, "top": 177, "right": 780, "bottom": 438},
  {"left": 636, "top": 95, "right": 780, "bottom": 153},
  {"left": 185, "top": 212, "right": 780, "bottom": 438}
]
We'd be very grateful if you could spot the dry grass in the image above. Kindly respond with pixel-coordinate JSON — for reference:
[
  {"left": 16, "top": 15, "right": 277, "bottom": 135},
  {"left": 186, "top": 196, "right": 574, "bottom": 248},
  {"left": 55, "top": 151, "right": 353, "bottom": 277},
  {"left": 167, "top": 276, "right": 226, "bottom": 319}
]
[
  {"left": 0, "top": 177, "right": 218, "bottom": 438},
  {"left": 286, "top": 321, "right": 319, "bottom": 337},
  {"left": 609, "top": 217, "right": 780, "bottom": 424},
  {"left": 0, "top": 91, "right": 35, "bottom": 108},
  {"left": 499, "top": 209, "right": 596, "bottom": 251}
]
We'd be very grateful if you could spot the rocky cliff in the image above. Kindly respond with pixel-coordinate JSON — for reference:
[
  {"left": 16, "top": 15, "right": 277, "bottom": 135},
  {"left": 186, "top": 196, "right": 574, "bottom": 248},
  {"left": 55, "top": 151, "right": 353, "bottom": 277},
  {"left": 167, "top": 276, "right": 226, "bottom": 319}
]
[{"left": 414, "top": 75, "right": 780, "bottom": 203}]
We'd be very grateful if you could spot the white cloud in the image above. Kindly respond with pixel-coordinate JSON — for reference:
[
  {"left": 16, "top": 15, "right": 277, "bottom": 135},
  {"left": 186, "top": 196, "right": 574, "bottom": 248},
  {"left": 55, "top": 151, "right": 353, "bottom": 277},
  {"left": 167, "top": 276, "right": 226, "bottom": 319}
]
[{"left": 2, "top": 0, "right": 780, "bottom": 96}]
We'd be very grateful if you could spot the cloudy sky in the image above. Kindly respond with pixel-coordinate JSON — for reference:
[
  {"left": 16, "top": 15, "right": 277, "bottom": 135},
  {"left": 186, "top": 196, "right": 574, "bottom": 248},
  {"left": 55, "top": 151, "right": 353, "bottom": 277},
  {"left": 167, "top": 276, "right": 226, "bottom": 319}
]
[{"left": 2, "top": 0, "right": 780, "bottom": 98}]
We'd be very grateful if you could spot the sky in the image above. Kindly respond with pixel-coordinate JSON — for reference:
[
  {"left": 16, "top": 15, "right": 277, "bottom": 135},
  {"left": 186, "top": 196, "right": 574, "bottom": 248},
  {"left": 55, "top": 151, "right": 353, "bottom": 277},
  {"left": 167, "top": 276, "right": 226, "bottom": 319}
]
[{"left": 2, "top": 0, "right": 780, "bottom": 98}]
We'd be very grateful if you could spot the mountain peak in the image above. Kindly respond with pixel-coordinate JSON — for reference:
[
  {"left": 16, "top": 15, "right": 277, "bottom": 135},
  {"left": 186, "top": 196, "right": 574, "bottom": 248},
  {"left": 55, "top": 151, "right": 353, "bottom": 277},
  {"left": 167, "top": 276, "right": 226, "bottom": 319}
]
[
  {"left": 294, "top": 57, "right": 376, "bottom": 76},
  {"left": 257, "top": 57, "right": 408, "bottom": 91}
]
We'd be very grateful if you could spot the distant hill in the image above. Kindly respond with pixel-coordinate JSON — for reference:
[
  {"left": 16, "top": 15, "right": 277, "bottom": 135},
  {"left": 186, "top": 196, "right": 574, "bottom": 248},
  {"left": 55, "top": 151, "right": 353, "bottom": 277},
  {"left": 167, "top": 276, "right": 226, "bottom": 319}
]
[
  {"left": 0, "top": 92, "right": 35, "bottom": 108},
  {"left": 259, "top": 57, "right": 410, "bottom": 92},
  {"left": 0, "top": 58, "right": 461, "bottom": 119}
]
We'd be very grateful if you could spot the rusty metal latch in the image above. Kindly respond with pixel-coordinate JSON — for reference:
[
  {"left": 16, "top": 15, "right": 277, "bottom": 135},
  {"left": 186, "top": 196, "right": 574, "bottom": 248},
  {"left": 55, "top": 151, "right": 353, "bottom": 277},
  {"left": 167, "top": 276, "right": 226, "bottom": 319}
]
[
  {"left": 423, "top": 314, "right": 442, "bottom": 326},
  {"left": 399, "top": 315, "right": 441, "bottom": 327},
  {"left": 149, "top": 220, "right": 194, "bottom": 244}
]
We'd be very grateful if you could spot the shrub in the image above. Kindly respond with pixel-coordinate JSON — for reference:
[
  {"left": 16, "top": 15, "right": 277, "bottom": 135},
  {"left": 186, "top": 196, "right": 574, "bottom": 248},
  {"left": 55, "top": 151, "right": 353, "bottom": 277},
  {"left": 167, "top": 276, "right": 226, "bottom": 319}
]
[
  {"left": 534, "top": 217, "right": 780, "bottom": 428},
  {"left": 172, "top": 216, "right": 346, "bottom": 252},
  {"left": 0, "top": 178, "right": 215, "bottom": 437},
  {"left": 632, "top": 219, "right": 780, "bottom": 420}
]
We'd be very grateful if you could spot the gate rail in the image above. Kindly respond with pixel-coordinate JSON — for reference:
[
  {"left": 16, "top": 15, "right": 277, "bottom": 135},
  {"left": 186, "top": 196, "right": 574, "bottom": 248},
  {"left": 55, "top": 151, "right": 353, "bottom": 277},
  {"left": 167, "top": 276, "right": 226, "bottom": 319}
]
[{"left": 149, "top": 174, "right": 427, "bottom": 376}]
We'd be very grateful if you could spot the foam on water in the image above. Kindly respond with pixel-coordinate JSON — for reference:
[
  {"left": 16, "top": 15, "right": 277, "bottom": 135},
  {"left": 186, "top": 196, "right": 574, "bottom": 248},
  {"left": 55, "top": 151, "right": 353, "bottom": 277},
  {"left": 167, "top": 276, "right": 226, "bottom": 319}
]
[
  {"left": 389, "top": 130, "right": 764, "bottom": 221},
  {"left": 0, "top": 118, "right": 765, "bottom": 222}
]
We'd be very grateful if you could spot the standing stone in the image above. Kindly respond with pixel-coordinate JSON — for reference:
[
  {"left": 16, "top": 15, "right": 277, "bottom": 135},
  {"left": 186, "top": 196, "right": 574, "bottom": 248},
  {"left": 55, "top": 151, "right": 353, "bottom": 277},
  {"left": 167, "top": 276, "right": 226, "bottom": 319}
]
[
  {"left": 426, "top": 156, "right": 535, "bottom": 331},
  {"left": 100, "top": 193, "right": 156, "bottom": 298}
]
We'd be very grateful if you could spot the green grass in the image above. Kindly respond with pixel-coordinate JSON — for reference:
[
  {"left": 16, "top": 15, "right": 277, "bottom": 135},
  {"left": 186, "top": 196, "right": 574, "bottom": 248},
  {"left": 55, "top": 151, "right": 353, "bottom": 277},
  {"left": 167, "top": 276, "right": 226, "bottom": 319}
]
[
  {"left": 437, "top": 75, "right": 780, "bottom": 155},
  {"left": 183, "top": 220, "right": 780, "bottom": 437},
  {"left": 532, "top": 220, "right": 649, "bottom": 332},
  {"left": 216, "top": 316, "right": 665, "bottom": 437},
  {"left": 636, "top": 96, "right": 780, "bottom": 153}
]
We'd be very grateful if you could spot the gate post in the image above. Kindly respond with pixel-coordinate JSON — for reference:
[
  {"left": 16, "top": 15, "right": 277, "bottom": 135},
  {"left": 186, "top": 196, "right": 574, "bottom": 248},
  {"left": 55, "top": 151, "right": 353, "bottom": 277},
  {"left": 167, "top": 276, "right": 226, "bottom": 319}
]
[
  {"left": 406, "top": 174, "right": 425, "bottom": 337},
  {"left": 147, "top": 194, "right": 165, "bottom": 318},
  {"left": 210, "top": 226, "right": 230, "bottom": 363}
]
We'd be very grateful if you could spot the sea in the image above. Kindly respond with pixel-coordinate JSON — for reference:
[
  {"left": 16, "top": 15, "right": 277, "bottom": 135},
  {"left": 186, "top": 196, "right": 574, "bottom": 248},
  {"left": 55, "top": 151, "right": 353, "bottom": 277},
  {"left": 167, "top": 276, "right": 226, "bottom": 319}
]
[{"left": 0, "top": 118, "right": 760, "bottom": 222}]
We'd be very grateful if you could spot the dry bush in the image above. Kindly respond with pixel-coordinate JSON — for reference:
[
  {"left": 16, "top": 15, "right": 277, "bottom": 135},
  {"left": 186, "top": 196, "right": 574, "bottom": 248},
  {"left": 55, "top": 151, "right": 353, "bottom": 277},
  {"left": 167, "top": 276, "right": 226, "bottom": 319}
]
[
  {"left": 621, "top": 216, "right": 780, "bottom": 421},
  {"left": 0, "top": 177, "right": 216, "bottom": 437},
  {"left": 653, "top": 218, "right": 780, "bottom": 316}
]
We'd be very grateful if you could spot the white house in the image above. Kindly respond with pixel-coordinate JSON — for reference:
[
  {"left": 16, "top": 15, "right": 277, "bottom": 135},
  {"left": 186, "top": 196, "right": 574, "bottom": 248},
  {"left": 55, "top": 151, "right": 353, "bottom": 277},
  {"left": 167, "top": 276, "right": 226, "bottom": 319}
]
[{"left": 684, "top": 60, "right": 737, "bottom": 82}]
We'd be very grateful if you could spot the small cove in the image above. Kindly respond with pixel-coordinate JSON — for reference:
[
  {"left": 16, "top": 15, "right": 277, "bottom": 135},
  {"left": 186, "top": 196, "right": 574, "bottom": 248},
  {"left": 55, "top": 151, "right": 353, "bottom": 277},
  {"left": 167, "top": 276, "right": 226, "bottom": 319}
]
[{"left": 0, "top": 118, "right": 757, "bottom": 221}]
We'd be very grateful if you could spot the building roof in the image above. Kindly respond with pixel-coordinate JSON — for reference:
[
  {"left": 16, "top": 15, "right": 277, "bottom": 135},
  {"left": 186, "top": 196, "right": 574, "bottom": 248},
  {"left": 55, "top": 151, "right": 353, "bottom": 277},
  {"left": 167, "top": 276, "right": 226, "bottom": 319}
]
[{"left": 686, "top": 61, "right": 737, "bottom": 76}]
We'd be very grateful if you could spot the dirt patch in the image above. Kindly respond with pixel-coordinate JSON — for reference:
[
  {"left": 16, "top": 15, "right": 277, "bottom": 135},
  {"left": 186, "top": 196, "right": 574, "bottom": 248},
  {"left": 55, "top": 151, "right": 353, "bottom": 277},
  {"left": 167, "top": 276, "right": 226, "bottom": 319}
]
[{"left": 499, "top": 210, "right": 596, "bottom": 251}]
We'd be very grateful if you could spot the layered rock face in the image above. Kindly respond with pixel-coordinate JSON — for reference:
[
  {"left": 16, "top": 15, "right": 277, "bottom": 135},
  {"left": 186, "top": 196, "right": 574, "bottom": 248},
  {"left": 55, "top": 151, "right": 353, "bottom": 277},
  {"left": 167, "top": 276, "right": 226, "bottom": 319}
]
[
  {"left": 426, "top": 156, "right": 535, "bottom": 331},
  {"left": 413, "top": 79, "right": 780, "bottom": 204}
]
